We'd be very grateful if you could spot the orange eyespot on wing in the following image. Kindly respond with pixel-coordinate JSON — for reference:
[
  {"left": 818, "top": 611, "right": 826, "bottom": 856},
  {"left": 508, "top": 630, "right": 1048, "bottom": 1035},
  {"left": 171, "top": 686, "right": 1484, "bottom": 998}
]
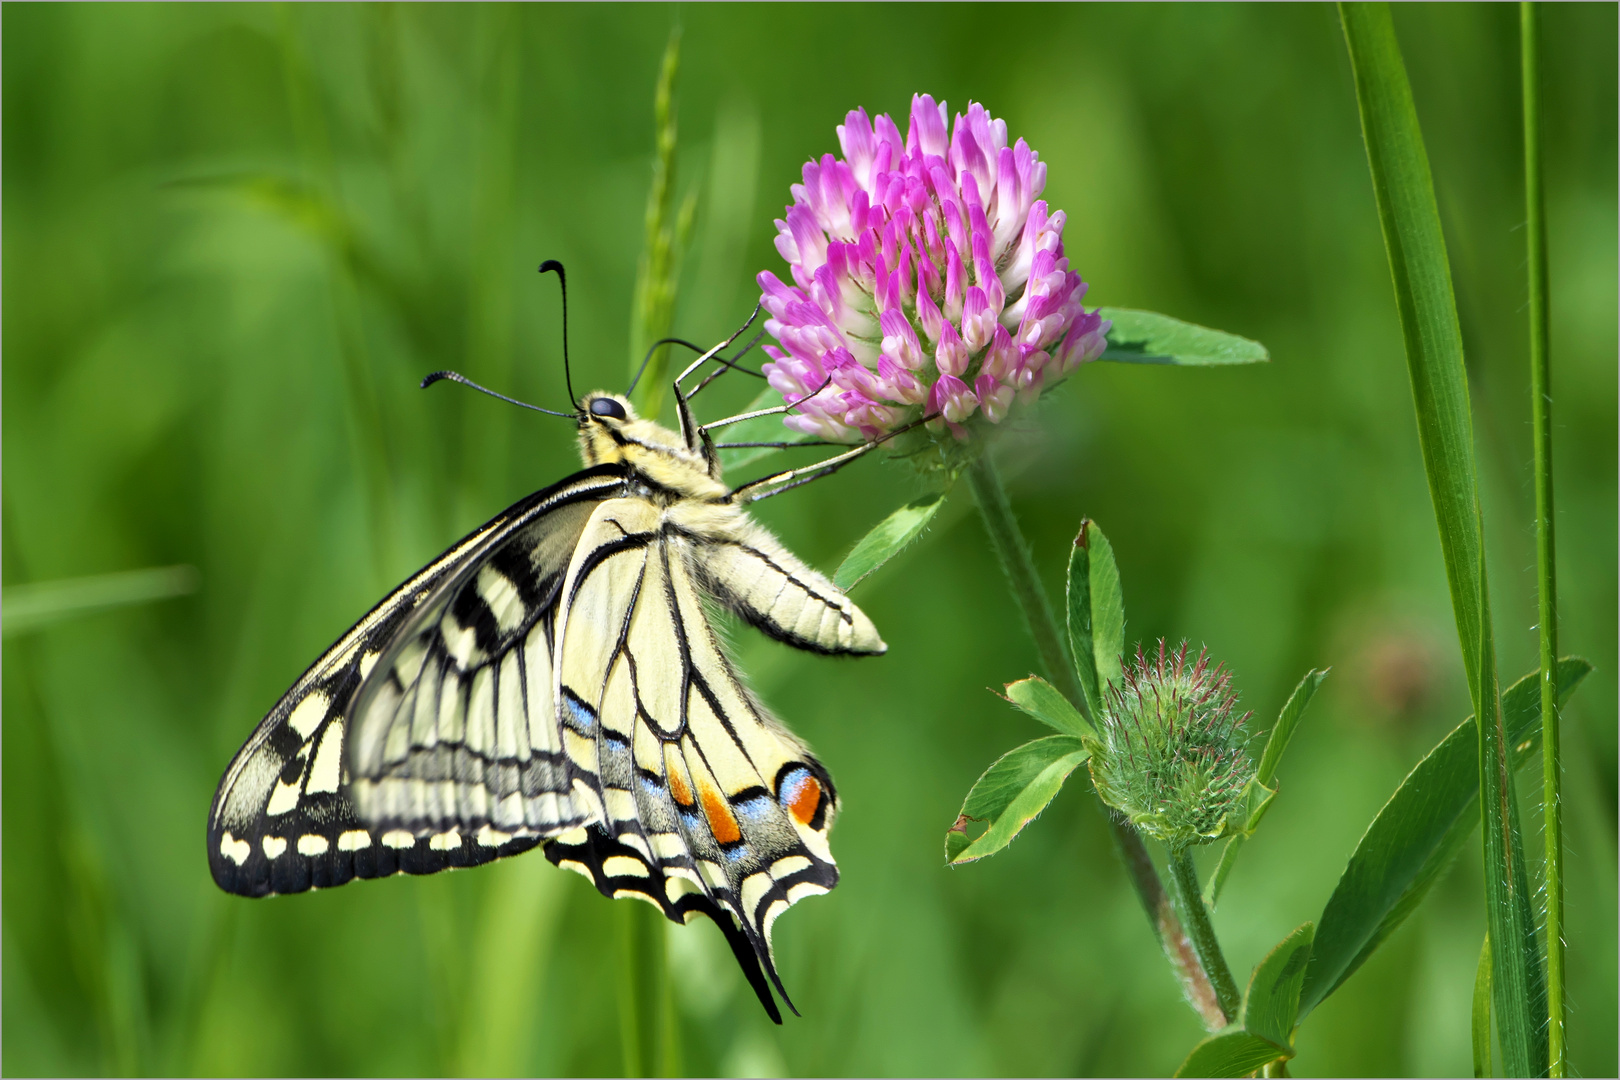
[
  {"left": 776, "top": 766, "right": 825, "bottom": 828},
  {"left": 789, "top": 778, "right": 822, "bottom": 826}
]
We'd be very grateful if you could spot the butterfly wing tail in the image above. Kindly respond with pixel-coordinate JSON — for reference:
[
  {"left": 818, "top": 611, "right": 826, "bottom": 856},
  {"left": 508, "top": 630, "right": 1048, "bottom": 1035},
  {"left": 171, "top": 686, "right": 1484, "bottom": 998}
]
[{"left": 542, "top": 826, "right": 790, "bottom": 1024}]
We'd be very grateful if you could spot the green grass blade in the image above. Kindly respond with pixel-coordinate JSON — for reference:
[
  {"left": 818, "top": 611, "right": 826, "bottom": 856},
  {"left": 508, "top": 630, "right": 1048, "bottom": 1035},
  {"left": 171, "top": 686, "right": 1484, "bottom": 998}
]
[
  {"left": 454, "top": 859, "right": 565, "bottom": 1076},
  {"left": 1521, "top": 2, "right": 1565, "bottom": 1071},
  {"left": 945, "top": 736, "right": 1089, "bottom": 864},
  {"left": 1000, "top": 676, "right": 1093, "bottom": 739},
  {"left": 3, "top": 566, "right": 199, "bottom": 637},
  {"left": 1337, "top": 6, "right": 1540, "bottom": 1071},
  {"left": 1300, "top": 659, "right": 1588, "bottom": 1019},
  {"left": 1096, "top": 309, "right": 1269, "bottom": 365},
  {"left": 627, "top": 27, "right": 691, "bottom": 423},
  {"left": 1475, "top": 934, "right": 1495, "bottom": 1078},
  {"left": 833, "top": 492, "right": 947, "bottom": 591},
  {"left": 1503, "top": 748, "right": 1551, "bottom": 1071}
]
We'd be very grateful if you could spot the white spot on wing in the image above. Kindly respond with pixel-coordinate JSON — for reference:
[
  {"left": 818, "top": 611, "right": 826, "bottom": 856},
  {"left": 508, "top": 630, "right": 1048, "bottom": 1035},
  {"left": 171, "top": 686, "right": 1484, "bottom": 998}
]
[
  {"left": 287, "top": 691, "right": 331, "bottom": 740},
  {"left": 476, "top": 565, "right": 526, "bottom": 634},
  {"left": 297, "top": 834, "right": 330, "bottom": 856},
  {"left": 557, "top": 859, "right": 594, "bottom": 880},
  {"left": 266, "top": 779, "right": 302, "bottom": 817},
  {"left": 262, "top": 836, "right": 287, "bottom": 860},
  {"left": 741, "top": 872, "right": 772, "bottom": 918},
  {"left": 665, "top": 875, "right": 701, "bottom": 903},
  {"left": 697, "top": 859, "right": 727, "bottom": 890},
  {"left": 359, "top": 650, "right": 380, "bottom": 680},
  {"left": 762, "top": 897, "right": 791, "bottom": 942},
  {"left": 429, "top": 830, "right": 462, "bottom": 851},
  {"left": 220, "top": 832, "right": 250, "bottom": 865},
  {"left": 476, "top": 824, "right": 513, "bottom": 847},
  {"left": 382, "top": 829, "right": 415, "bottom": 849},
  {"left": 337, "top": 830, "right": 372, "bottom": 851},
  {"left": 440, "top": 611, "right": 482, "bottom": 669},
  {"left": 605, "top": 788, "right": 637, "bottom": 823},
  {"left": 304, "top": 720, "right": 344, "bottom": 795},
  {"left": 771, "top": 855, "right": 812, "bottom": 878},
  {"left": 786, "top": 880, "right": 829, "bottom": 903},
  {"left": 602, "top": 855, "right": 650, "bottom": 878}
]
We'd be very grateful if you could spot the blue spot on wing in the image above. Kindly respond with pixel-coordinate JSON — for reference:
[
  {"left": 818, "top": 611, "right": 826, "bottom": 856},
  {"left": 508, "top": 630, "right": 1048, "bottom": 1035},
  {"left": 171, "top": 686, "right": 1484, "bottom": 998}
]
[
  {"left": 735, "top": 794, "right": 774, "bottom": 822},
  {"left": 562, "top": 691, "right": 597, "bottom": 735}
]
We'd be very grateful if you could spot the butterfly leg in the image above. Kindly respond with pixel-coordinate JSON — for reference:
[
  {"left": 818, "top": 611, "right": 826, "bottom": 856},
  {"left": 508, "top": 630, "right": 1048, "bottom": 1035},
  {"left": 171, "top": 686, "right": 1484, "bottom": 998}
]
[
  {"left": 726, "top": 412, "right": 941, "bottom": 503},
  {"left": 697, "top": 375, "right": 835, "bottom": 437},
  {"left": 671, "top": 306, "right": 764, "bottom": 456}
]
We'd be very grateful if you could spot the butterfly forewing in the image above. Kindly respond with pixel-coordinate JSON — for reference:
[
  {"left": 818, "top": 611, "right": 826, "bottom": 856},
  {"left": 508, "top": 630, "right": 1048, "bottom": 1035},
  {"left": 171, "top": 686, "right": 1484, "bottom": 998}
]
[
  {"left": 206, "top": 466, "right": 628, "bottom": 897},
  {"left": 345, "top": 481, "right": 622, "bottom": 838}
]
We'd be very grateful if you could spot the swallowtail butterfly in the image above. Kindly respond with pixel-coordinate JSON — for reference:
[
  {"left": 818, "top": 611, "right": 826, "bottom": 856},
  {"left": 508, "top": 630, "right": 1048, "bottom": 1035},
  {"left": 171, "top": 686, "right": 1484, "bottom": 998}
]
[{"left": 207, "top": 282, "right": 889, "bottom": 1021}]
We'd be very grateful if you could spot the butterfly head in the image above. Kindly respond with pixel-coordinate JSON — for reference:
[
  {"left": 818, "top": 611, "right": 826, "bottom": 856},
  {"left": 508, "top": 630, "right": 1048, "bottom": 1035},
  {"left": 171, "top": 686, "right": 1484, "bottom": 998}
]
[{"left": 578, "top": 392, "right": 720, "bottom": 494}]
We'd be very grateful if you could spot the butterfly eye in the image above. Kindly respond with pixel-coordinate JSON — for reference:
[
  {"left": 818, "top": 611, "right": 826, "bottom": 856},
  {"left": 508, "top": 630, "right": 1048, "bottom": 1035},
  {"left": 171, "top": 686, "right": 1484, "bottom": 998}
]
[{"left": 589, "top": 397, "right": 627, "bottom": 420}]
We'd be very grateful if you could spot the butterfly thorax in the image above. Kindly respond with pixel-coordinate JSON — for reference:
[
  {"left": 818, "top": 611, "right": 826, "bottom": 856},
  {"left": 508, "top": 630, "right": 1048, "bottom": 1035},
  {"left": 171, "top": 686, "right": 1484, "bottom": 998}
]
[{"left": 577, "top": 391, "right": 729, "bottom": 504}]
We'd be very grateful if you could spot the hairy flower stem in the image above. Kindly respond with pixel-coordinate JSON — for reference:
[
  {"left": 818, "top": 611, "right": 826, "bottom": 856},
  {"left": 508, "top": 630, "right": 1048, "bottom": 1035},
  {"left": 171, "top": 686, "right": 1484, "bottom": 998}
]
[
  {"left": 1168, "top": 848, "right": 1241, "bottom": 1023},
  {"left": 966, "top": 453, "right": 1227, "bottom": 1029},
  {"left": 1523, "top": 4, "right": 1564, "bottom": 1073},
  {"left": 965, "top": 454, "right": 1079, "bottom": 703}
]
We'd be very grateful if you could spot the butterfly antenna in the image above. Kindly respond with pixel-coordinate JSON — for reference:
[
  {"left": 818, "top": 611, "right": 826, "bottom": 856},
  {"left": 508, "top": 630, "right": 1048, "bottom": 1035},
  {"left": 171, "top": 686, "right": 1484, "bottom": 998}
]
[
  {"left": 420, "top": 370, "right": 574, "bottom": 417},
  {"left": 538, "top": 260, "right": 578, "bottom": 410},
  {"left": 628, "top": 336, "right": 697, "bottom": 398},
  {"left": 628, "top": 335, "right": 766, "bottom": 399}
]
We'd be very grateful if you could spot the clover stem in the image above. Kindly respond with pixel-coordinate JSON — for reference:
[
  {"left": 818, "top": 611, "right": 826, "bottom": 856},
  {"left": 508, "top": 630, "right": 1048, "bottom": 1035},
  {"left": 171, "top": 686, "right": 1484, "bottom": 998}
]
[
  {"left": 966, "top": 451, "right": 1227, "bottom": 1030},
  {"left": 1168, "top": 845, "right": 1242, "bottom": 1023}
]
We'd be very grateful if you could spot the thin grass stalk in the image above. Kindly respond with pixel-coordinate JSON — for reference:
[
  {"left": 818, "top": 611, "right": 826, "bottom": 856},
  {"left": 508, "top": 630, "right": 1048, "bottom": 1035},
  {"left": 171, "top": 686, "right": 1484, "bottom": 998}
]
[
  {"left": 1337, "top": 5, "right": 1544, "bottom": 1072},
  {"left": 965, "top": 453, "right": 1228, "bottom": 1029},
  {"left": 628, "top": 28, "right": 696, "bottom": 422},
  {"left": 275, "top": 4, "right": 399, "bottom": 588},
  {"left": 464, "top": 3, "right": 522, "bottom": 512},
  {"left": 1521, "top": 4, "right": 1565, "bottom": 1073}
]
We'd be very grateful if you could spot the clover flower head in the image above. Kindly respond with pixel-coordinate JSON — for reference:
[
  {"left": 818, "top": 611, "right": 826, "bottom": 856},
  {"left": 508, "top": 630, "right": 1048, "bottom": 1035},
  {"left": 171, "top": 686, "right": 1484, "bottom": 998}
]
[
  {"left": 1086, "top": 642, "right": 1254, "bottom": 851},
  {"left": 757, "top": 95, "right": 1110, "bottom": 448}
]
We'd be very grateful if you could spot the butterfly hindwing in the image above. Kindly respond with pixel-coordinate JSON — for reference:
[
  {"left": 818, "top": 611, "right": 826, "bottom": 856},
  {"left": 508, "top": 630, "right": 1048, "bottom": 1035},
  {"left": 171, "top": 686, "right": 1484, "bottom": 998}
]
[
  {"left": 551, "top": 498, "right": 842, "bottom": 1013},
  {"left": 206, "top": 466, "right": 628, "bottom": 897},
  {"left": 683, "top": 510, "right": 885, "bottom": 657}
]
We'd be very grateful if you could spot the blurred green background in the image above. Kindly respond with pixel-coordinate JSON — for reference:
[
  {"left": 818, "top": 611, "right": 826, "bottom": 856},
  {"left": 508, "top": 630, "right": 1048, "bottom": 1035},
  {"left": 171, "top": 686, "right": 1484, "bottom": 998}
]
[{"left": 4, "top": 3, "right": 1614, "bottom": 1076}]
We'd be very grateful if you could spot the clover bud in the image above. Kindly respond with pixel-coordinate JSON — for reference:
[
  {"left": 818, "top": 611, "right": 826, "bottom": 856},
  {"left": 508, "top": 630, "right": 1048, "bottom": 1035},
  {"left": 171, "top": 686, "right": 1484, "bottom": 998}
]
[{"left": 1086, "top": 641, "right": 1254, "bottom": 851}]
